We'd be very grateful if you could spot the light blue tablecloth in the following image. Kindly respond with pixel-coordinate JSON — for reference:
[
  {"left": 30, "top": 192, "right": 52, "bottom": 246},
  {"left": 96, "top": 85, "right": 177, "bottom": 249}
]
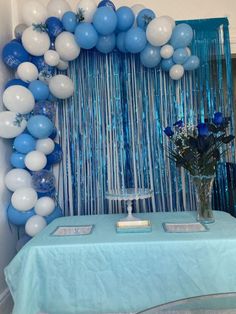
[{"left": 5, "top": 211, "right": 236, "bottom": 314}]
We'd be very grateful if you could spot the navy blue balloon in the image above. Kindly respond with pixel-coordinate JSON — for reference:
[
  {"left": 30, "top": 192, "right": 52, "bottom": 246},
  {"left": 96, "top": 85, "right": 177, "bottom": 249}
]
[
  {"left": 32, "top": 170, "right": 55, "bottom": 193},
  {"left": 140, "top": 44, "right": 161, "bottom": 68},
  {"left": 116, "top": 32, "right": 127, "bottom": 53},
  {"left": 37, "top": 188, "right": 56, "bottom": 198},
  {"left": 75, "top": 23, "right": 98, "bottom": 49},
  {"left": 47, "top": 143, "right": 63, "bottom": 165},
  {"left": 125, "top": 27, "right": 147, "bottom": 54},
  {"left": 96, "top": 34, "right": 116, "bottom": 54},
  {"left": 10, "top": 152, "right": 26, "bottom": 168},
  {"left": 45, "top": 206, "right": 63, "bottom": 224},
  {"left": 170, "top": 23, "right": 193, "bottom": 49},
  {"left": 31, "top": 56, "right": 55, "bottom": 74},
  {"left": 98, "top": 0, "right": 116, "bottom": 11},
  {"left": 93, "top": 7, "right": 117, "bottom": 35},
  {"left": 29, "top": 80, "right": 50, "bottom": 101},
  {"left": 8, "top": 204, "right": 35, "bottom": 226},
  {"left": 27, "top": 115, "right": 54, "bottom": 139},
  {"left": 46, "top": 17, "right": 63, "bottom": 40},
  {"left": 5, "top": 79, "right": 29, "bottom": 89},
  {"left": 49, "top": 127, "right": 57, "bottom": 140},
  {"left": 161, "top": 58, "right": 174, "bottom": 71},
  {"left": 137, "top": 9, "right": 156, "bottom": 30},
  {"left": 116, "top": 6, "right": 134, "bottom": 31},
  {"left": 2, "top": 41, "right": 30, "bottom": 69},
  {"left": 183, "top": 55, "right": 200, "bottom": 71},
  {"left": 14, "top": 133, "right": 36, "bottom": 154},
  {"left": 33, "top": 101, "right": 56, "bottom": 121},
  {"left": 62, "top": 11, "right": 77, "bottom": 33},
  {"left": 173, "top": 48, "right": 189, "bottom": 64}
]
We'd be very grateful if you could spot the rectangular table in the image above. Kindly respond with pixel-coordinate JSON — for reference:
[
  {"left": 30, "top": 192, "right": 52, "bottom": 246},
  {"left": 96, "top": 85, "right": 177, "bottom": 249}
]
[{"left": 5, "top": 211, "right": 236, "bottom": 314}]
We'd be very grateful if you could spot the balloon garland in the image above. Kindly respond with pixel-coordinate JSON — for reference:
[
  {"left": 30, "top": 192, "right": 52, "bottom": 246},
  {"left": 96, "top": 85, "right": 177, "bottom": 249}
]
[{"left": 1, "top": 0, "right": 200, "bottom": 241}]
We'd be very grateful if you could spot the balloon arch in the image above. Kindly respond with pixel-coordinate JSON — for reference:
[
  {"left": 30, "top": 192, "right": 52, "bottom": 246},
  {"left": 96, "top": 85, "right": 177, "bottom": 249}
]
[{"left": 0, "top": 0, "right": 199, "bottom": 241}]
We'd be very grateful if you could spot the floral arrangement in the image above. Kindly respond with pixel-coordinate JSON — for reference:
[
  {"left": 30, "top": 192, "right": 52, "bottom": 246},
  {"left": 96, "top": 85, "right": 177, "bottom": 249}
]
[{"left": 164, "top": 112, "right": 235, "bottom": 177}]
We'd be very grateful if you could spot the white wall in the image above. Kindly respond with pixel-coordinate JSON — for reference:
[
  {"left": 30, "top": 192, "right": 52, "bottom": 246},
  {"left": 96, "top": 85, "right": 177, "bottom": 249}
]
[
  {"left": 0, "top": 0, "right": 18, "bottom": 312},
  {"left": 12, "top": 0, "right": 236, "bottom": 53}
]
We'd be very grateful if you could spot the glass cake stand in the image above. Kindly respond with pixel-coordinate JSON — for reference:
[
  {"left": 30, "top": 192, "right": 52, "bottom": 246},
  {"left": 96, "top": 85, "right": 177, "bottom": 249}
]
[{"left": 105, "top": 188, "right": 153, "bottom": 221}]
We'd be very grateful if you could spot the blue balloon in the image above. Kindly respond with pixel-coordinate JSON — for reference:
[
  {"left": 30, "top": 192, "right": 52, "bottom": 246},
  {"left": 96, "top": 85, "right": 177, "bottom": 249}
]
[
  {"left": 32, "top": 169, "right": 55, "bottom": 193},
  {"left": 96, "top": 34, "right": 116, "bottom": 54},
  {"left": 116, "top": 32, "right": 127, "bottom": 53},
  {"left": 2, "top": 41, "right": 30, "bottom": 69},
  {"left": 45, "top": 17, "right": 63, "bottom": 39},
  {"left": 37, "top": 188, "right": 56, "bottom": 198},
  {"left": 170, "top": 23, "right": 193, "bottom": 49},
  {"left": 125, "top": 27, "right": 147, "bottom": 54},
  {"left": 33, "top": 100, "right": 56, "bottom": 121},
  {"left": 13, "top": 133, "right": 36, "bottom": 154},
  {"left": 31, "top": 56, "right": 55, "bottom": 75},
  {"left": 49, "top": 127, "right": 57, "bottom": 140},
  {"left": 62, "top": 11, "right": 77, "bottom": 33},
  {"left": 5, "top": 79, "right": 29, "bottom": 89},
  {"left": 183, "top": 55, "right": 200, "bottom": 71},
  {"left": 140, "top": 44, "right": 161, "bottom": 68},
  {"left": 8, "top": 204, "right": 35, "bottom": 226},
  {"left": 137, "top": 9, "right": 156, "bottom": 30},
  {"left": 98, "top": 0, "right": 116, "bottom": 11},
  {"left": 75, "top": 23, "right": 98, "bottom": 49},
  {"left": 116, "top": 6, "right": 134, "bottom": 31},
  {"left": 29, "top": 80, "right": 50, "bottom": 101},
  {"left": 10, "top": 152, "right": 26, "bottom": 168},
  {"left": 173, "top": 48, "right": 189, "bottom": 64},
  {"left": 47, "top": 143, "right": 63, "bottom": 165},
  {"left": 27, "top": 115, "right": 54, "bottom": 139},
  {"left": 45, "top": 206, "right": 63, "bottom": 224},
  {"left": 161, "top": 58, "right": 175, "bottom": 71},
  {"left": 93, "top": 7, "right": 117, "bottom": 35}
]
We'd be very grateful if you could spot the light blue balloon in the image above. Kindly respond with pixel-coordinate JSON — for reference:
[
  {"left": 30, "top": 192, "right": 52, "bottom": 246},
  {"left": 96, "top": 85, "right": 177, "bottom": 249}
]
[
  {"left": 116, "top": 6, "right": 134, "bottom": 31},
  {"left": 96, "top": 34, "right": 116, "bottom": 53},
  {"left": 10, "top": 152, "right": 26, "bottom": 168},
  {"left": 27, "top": 115, "right": 54, "bottom": 139},
  {"left": 125, "top": 27, "right": 147, "bottom": 54},
  {"left": 29, "top": 80, "right": 50, "bottom": 101},
  {"left": 8, "top": 203, "right": 35, "bottom": 226},
  {"left": 116, "top": 32, "right": 127, "bottom": 53},
  {"left": 140, "top": 44, "right": 161, "bottom": 68},
  {"left": 93, "top": 7, "right": 117, "bottom": 35},
  {"left": 161, "top": 58, "right": 175, "bottom": 71},
  {"left": 74, "top": 23, "right": 98, "bottom": 49},
  {"left": 13, "top": 133, "right": 36, "bottom": 154},
  {"left": 183, "top": 55, "right": 200, "bottom": 71},
  {"left": 173, "top": 48, "right": 189, "bottom": 64},
  {"left": 170, "top": 23, "right": 193, "bottom": 49},
  {"left": 62, "top": 11, "right": 77, "bottom": 33},
  {"left": 137, "top": 8, "right": 156, "bottom": 30}
]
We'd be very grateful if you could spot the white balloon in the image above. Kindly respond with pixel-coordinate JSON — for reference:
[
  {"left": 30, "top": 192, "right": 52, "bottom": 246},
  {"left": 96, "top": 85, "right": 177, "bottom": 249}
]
[
  {"left": 0, "top": 111, "right": 27, "bottom": 139},
  {"left": 5, "top": 169, "right": 32, "bottom": 192},
  {"left": 36, "top": 138, "right": 55, "bottom": 155},
  {"left": 22, "top": 26, "right": 50, "bottom": 56},
  {"left": 17, "top": 62, "right": 39, "bottom": 83},
  {"left": 49, "top": 75, "right": 74, "bottom": 99},
  {"left": 55, "top": 32, "right": 80, "bottom": 62},
  {"left": 11, "top": 187, "right": 38, "bottom": 212},
  {"left": 56, "top": 59, "right": 69, "bottom": 71},
  {"left": 35, "top": 197, "right": 55, "bottom": 216},
  {"left": 3, "top": 86, "right": 35, "bottom": 114},
  {"left": 146, "top": 16, "right": 173, "bottom": 47},
  {"left": 44, "top": 50, "right": 60, "bottom": 67},
  {"left": 22, "top": 1, "right": 47, "bottom": 26},
  {"left": 169, "top": 64, "right": 184, "bottom": 80},
  {"left": 161, "top": 15, "right": 176, "bottom": 30},
  {"left": 76, "top": 0, "right": 97, "bottom": 23},
  {"left": 47, "top": 0, "right": 71, "bottom": 19},
  {"left": 25, "top": 215, "right": 47, "bottom": 237},
  {"left": 25, "top": 151, "right": 47, "bottom": 171},
  {"left": 160, "top": 45, "right": 174, "bottom": 59}
]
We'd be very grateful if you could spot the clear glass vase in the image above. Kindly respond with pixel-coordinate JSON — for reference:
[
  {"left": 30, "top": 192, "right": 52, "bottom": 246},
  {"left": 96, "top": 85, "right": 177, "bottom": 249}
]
[{"left": 192, "top": 175, "right": 215, "bottom": 224}]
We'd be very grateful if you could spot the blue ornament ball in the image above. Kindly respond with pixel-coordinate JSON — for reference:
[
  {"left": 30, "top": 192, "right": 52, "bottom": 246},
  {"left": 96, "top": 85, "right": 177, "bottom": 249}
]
[
  {"left": 32, "top": 169, "right": 55, "bottom": 193},
  {"left": 93, "top": 7, "right": 117, "bottom": 35},
  {"left": 13, "top": 133, "right": 36, "bottom": 154},
  {"left": 125, "top": 27, "right": 147, "bottom": 54},
  {"left": 33, "top": 100, "right": 56, "bottom": 121},
  {"left": 8, "top": 204, "right": 35, "bottom": 226},
  {"left": 45, "top": 17, "right": 63, "bottom": 40},
  {"left": 74, "top": 23, "right": 98, "bottom": 49},
  {"left": 10, "top": 152, "right": 26, "bottom": 168},
  {"left": 62, "top": 11, "right": 77, "bottom": 33},
  {"left": 2, "top": 41, "right": 30, "bottom": 69},
  {"left": 27, "top": 115, "right": 54, "bottom": 139},
  {"left": 96, "top": 34, "right": 116, "bottom": 54}
]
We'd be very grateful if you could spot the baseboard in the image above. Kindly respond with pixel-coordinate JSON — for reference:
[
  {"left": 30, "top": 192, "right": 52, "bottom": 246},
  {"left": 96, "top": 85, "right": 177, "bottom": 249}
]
[{"left": 0, "top": 288, "right": 13, "bottom": 314}]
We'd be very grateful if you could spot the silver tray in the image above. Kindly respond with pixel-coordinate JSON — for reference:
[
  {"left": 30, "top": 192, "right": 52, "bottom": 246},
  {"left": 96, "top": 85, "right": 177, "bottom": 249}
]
[
  {"left": 163, "top": 222, "right": 208, "bottom": 233},
  {"left": 51, "top": 225, "right": 94, "bottom": 236}
]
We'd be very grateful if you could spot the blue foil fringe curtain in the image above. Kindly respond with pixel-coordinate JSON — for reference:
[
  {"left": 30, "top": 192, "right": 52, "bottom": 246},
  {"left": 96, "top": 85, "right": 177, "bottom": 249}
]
[{"left": 56, "top": 18, "right": 235, "bottom": 217}]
